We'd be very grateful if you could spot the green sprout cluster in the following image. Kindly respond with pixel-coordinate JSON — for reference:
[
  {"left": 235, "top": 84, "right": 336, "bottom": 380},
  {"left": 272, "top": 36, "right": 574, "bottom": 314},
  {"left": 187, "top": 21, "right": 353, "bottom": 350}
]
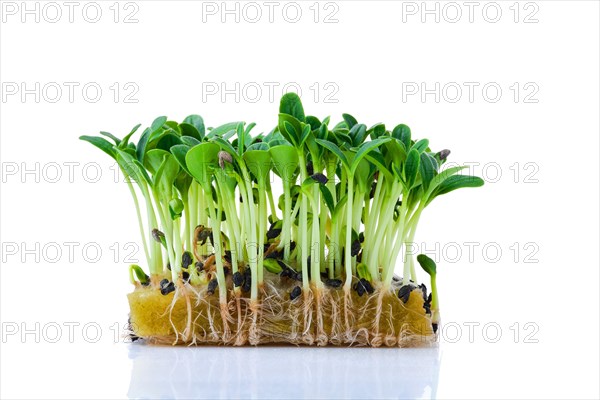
[{"left": 81, "top": 93, "right": 483, "bottom": 323}]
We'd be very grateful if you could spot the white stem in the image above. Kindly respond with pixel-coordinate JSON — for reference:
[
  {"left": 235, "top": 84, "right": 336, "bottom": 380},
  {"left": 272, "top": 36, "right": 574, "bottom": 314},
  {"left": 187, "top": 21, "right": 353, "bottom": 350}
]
[{"left": 344, "top": 173, "right": 354, "bottom": 290}]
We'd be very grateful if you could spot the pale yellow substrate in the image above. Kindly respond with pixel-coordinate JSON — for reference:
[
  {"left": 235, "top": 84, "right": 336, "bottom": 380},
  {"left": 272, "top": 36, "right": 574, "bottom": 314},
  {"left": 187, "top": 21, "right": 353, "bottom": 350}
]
[{"left": 128, "top": 275, "right": 436, "bottom": 347}]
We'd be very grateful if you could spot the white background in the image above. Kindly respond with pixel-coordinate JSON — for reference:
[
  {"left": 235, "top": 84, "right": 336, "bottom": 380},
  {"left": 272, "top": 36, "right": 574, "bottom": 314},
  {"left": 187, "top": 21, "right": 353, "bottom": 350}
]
[{"left": 1, "top": 1, "right": 599, "bottom": 399}]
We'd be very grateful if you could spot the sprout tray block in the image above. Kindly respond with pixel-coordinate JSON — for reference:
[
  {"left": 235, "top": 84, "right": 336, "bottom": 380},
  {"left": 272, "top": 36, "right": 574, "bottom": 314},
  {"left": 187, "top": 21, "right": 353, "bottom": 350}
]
[{"left": 128, "top": 274, "right": 435, "bottom": 346}]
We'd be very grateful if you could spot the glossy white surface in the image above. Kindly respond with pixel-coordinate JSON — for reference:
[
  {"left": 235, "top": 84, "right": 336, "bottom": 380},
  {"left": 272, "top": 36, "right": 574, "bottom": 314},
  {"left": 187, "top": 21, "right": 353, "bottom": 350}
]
[
  {"left": 2, "top": 337, "right": 598, "bottom": 399},
  {"left": 127, "top": 345, "right": 440, "bottom": 399}
]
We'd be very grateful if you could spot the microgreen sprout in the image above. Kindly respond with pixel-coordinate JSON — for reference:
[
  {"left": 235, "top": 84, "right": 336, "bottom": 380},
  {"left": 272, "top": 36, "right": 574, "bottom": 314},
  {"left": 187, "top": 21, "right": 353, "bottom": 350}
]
[
  {"left": 417, "top": 253, "right": 439, "bottom": 329},
  {"left": 81, "top": 93, "right": 483, "bottom": 345}
]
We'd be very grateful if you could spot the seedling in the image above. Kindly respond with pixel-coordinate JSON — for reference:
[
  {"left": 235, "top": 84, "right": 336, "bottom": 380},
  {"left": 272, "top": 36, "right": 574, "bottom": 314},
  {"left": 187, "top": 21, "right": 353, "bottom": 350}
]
[{"left": 81, "top": 93, "right": 483, "bottom": 346}]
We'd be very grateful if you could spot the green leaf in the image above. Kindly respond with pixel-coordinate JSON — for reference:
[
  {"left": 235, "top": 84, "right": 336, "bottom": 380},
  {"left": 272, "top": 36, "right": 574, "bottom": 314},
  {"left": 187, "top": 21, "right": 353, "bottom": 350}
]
[
  {"left": 413, "top": 139, "right": 429, "bottom": 153},
  {"left": 353, "top": 156, "right": 371, "bottom": 193},
  {"left": 407, "top": 185, "right": 424, "bottom": 210},
  {"left": 136, "top": 128, "right": 151, "bottom": 163},
  {"left": 392, "top": 124, "right": 411, "bottom": 150},
  {"left": 332, "top": 194, "right": 348, "bottom": 220},
  {"left": 278, "top": 113, "right": 301, "bottom": 146},
  {"left": 185, "top": 142, "right": 220, "bottom": 186},
  {"left": 265, "top": 130, "right": 285, "bottom": 145},
  {"left": 315, "top": 139, "right": 350, "bottom": 171},
  {"left": 349, "top": 124, "right": 368, "bottom": 147},
  {"left": 170, "top": 144, "right": 191, "bottom": 175},
  {"left": 244, "top": 122, "right": 256, "bottom": 136},
  {"left": 392, "top": 164, "right": 405, "bottom": 186},
  {"left": 268, "top": 138, "right": 289, "bottom": 147},
  {"left": 114, "top": 148, "right": 152, "bottom": 187},
  {"left": 164, "top": 121, "right": 181, "bottom": 134},
  {"left": 174, "top": 172, "right": 192, "bottom": 200},
  {"left": 238, "top": 122, "right": 250, "bottom": 156},
  {"left": 99, "top": 131, "right": 121, "bottom": 145},
  {"left": 417, "top": 254, "right": 436, "bottom": 276},
  {"left": 156, "top": 133, "right": 182, "bottom": 151},
  {"left": 169, "top": 198, "right": 184, "bottom": 219},
  {"left": 130, "top": 264, "right": 149, "bottom": 284},
  {"left": 144, "top": 149, "right": 169, "bottom": 175},
  {"left": 247, "top": 142, "right": 269, "bottom": 151},
  {"left": 332, "top": 126, "right": 350, "bottom": 142},
  {"left": 179, "top": 123, "right": 202, "bottom": 141},
  {"left": 351, "top": 137, "right": 391, "bottom": 173},
  {"left": 151, "top": 116, "right": 167, "bottom": 132},
  {"left": 243, "top": 150, "right": 271, "bottom": 183},
  {"left": 154, "top": 153, "right": 180, "bottom": 198},
  {"left": 419, "top": 152, "right": 437, "bottom": 191},
  {"left": 283, "top": 121, "right": 297, "bottom": 139},
  {"left": 121, "top": 146, "right": 136, "bottom": 158},
  {"left": 383, "top": 138, "right": 407, "bottom": 165},
  {"left": 270, "top": 145, "right": 299, "bottom": 185},
  {"left": 263, "top": 258, "right": 283, "bottom": 274},
  {"left": 404, "top": 148, "right": 420, "bottom": 189},
  {"left": 80, "top": 135, "right": 116, "bottom": 159},
  {"left": 427, "top": 152, "right": 439, "bottom": 170},
  {"left": 342, "top": 113, "right": 358, "bottom": 129},
  {"left": 300, "top": 177, "right": 316, "bottom": 194},
  {"left": 181, "top": 136, "right": 201, "bottom": 147},
  {"left": 133, "top": 161, "right": 153, "bottom": 187},
  {"left": 299, "top": 124, "right": 312, "bottom": 147},
  {"left": 433, "top": 175, "right": 484, "bottom": 197},
  {"left": 364, "top": 152, "right": 394, "bottom": 182},
  {"left": 207, "top": 122, "right": 242, "bottom": 139},
  {"left": 357, "top": 263, "right": 372, "bottom": 281},
  {"left": 305, "top": 115, "right": 321, "bottom": 130},
  {"left": 119, "top": 123, "right": 142, "bottom": 149},
  {"left": 368, "top": 123, "right": 386, "bottom": 139},
  {"left": 423, "top": 165, "right": 468, "bottom": 201},
  {"left": 279, "top": 92, "right": 305, "bottom": 122},
  {"left": 304, "top": 135, "right": 320, "bottom": 164},
  {"left": 319, "top": 185, "right": 335, "bottom": 214},
  {"left": 317, "top": 123, "right": 328, "bottom": 140},
  {"left": 182, "top": 115, "right": 205, "bottom": 138}
]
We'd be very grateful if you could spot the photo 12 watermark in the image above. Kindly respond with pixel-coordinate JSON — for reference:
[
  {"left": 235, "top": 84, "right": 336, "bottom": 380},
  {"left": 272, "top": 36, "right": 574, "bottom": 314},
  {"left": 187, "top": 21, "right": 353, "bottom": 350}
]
[
  {"left": 1, "top": 241, "right": 140, "bottom": 264},
  {"left": 1, "top": 82, "right": 140, "bottom": 104},
  {"left": 401, "top": 82, "right": 540, "bottom": 104},
  {"left": 399, "top": 241, "right": 540, "bottom": 265},
  {"left": 201, "top": 81, "right": 340, "bottom": 104},
  {"left": 400, "top": 1, "right": 540, "bottom": 24},
  {"left": 1, "top": 1, "right": 140, "bottom": 23},
  {"left": 200, "top": 1, "right": 340, "bottom": 24},
  {"left": 1, "top": 321, "right": 136, "bottom": 344},
  {"left": 437, "top": 321, "right": 540, "bottom": 344},
  {"left": 1, "top": 161, "right": 145, "bottom": 184}
]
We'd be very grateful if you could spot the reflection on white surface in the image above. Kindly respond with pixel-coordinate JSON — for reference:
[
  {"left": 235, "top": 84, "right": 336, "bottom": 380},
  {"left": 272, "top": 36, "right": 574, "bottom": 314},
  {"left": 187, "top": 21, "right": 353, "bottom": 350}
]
[{"left": 127, "top": 344, "right": 440, "bottom": 399}]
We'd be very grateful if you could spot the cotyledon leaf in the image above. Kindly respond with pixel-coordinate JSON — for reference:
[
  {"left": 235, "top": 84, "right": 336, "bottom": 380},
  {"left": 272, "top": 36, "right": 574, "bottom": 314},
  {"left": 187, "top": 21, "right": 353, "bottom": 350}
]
[
  {"left": 404, "top": 148, "right": 420, "bottom": 189},
  {"left": 417, "top": 254, "right": 437, "bottom": 276},
  {"left": 185, "top": 142, "right": 221, "bottom": 186},
  {"left": 80, "top": 135, "right": 116, "bottom": 159}
]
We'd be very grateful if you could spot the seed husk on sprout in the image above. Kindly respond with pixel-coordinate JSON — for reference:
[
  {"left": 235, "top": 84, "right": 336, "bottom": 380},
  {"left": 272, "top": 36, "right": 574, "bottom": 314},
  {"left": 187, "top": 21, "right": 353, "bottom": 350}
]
[
  {"left": 232, "top": 271, "right": 244, "bottom": 287},
  {"left": 207, "top": 279, "right": 218, "bottom": 295},
  {"left": 290, "top": 286, "right": 302, "bottom": 301}
]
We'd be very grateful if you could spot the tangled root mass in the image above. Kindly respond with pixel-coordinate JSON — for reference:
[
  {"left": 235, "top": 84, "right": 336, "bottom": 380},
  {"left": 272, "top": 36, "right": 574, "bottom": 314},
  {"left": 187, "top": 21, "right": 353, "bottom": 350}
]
[{"left": 128, "top": 273, "right": 437, "bottom": 347}]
